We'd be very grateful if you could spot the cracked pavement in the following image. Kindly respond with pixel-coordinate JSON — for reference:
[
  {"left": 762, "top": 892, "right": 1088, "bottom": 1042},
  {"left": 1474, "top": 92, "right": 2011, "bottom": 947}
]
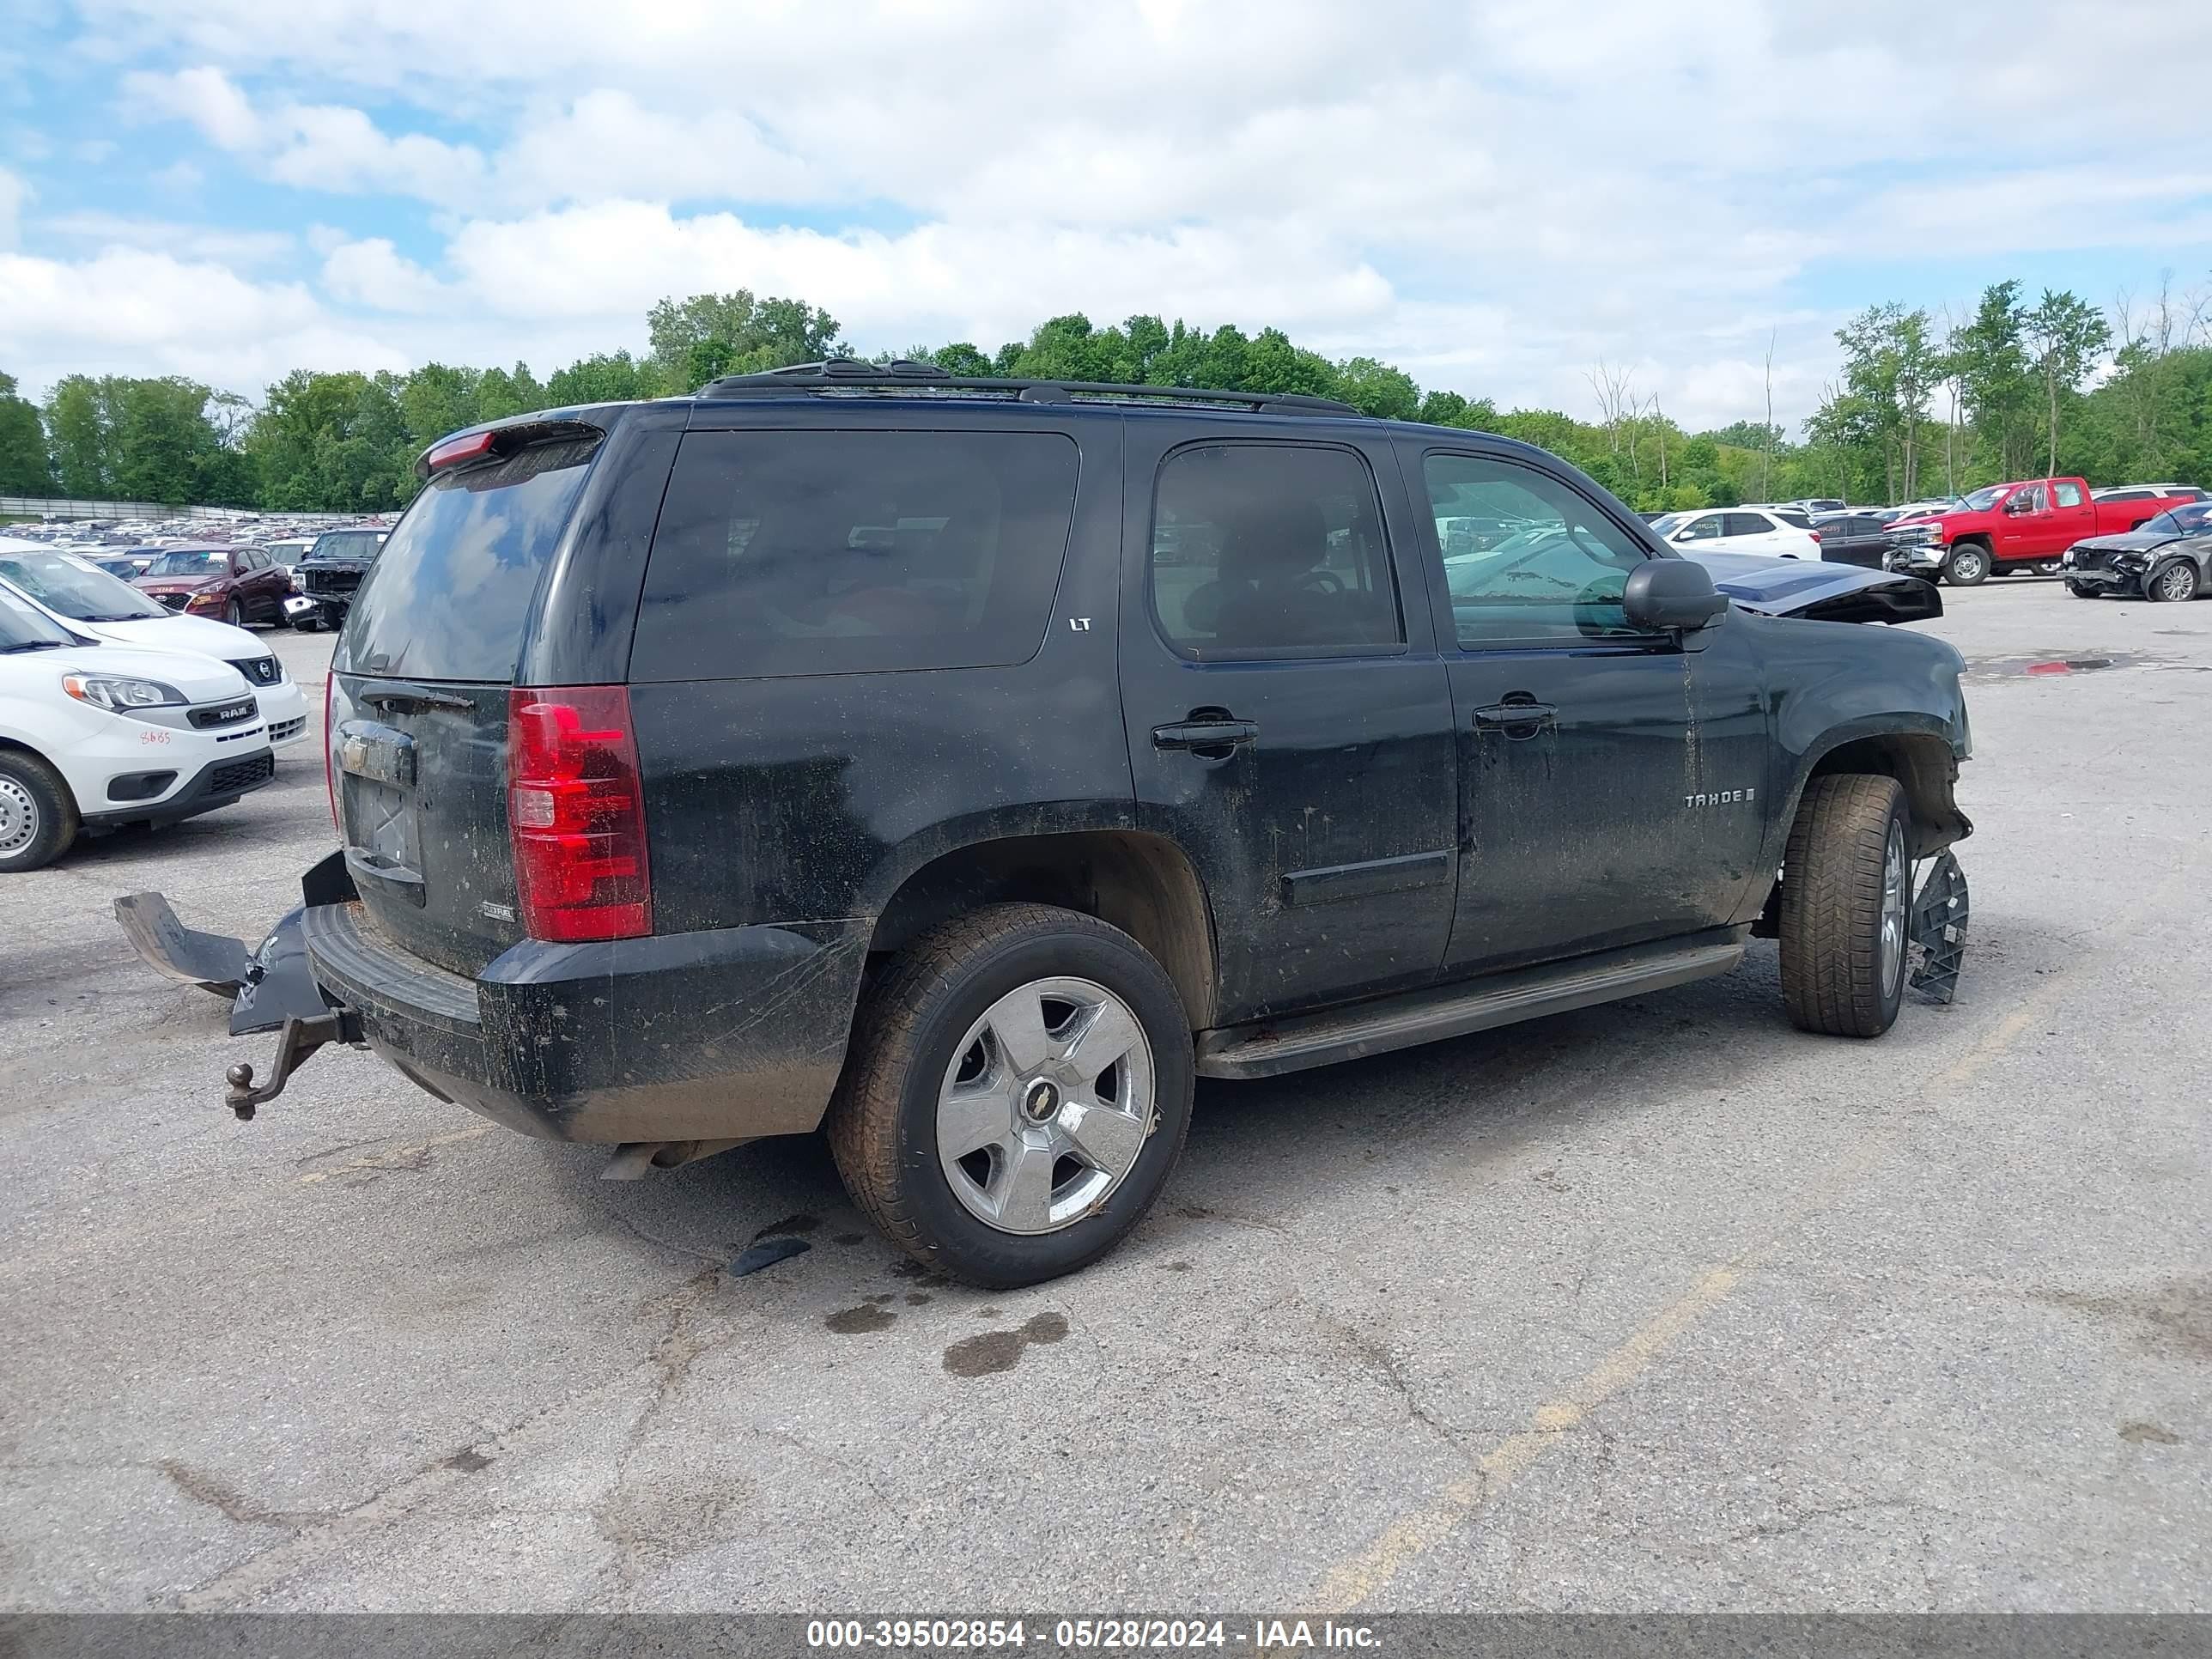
[{"left": 2, "top": 584, "right": 2208, "bottom": 1612}]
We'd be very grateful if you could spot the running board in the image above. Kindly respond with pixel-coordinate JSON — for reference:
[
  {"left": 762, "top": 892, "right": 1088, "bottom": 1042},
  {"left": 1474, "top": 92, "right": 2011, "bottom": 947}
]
[{"left": 1194, "top": 930, "right": 1748, "bottom": 1079}]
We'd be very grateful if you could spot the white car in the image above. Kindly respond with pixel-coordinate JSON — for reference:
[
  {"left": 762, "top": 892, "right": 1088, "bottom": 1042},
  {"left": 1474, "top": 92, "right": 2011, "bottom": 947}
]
[
  {"left": 0, "top": 586, "right": 276, "bottom": 872},
  {"left": 1649, "top": 507, "right": 1820, "bottom": 558},
  {"left": 258, "top": 536, "right": 319, "bottom": 585},
  {"left": 0, "top": 540, "right": 310, "bottom": 745}
]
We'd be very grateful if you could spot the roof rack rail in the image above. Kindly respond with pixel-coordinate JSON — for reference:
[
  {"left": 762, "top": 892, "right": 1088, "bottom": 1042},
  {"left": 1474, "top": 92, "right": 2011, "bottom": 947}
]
[{"left": 696, "top": 358, "right": 1362, "bottom": 417}]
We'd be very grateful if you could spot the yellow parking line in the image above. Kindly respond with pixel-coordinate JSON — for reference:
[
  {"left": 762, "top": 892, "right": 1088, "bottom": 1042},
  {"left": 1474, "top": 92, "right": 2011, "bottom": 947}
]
[
  {"left": 1312, "top": 1264, "right": 1741, "bottom": 1613},
  {"left": 1306, "top": 969, "right": 2069, "bottom": 1613}
]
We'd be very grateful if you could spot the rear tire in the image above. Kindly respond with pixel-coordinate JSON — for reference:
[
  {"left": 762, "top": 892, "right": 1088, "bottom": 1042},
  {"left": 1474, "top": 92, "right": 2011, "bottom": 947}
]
[
  {"left": 0, "top": 750, "right": 80, "bottom": 874},
  {"left": 1942, "top": 544, "right": 1990, "bottom": 586},
  {"left": 2148, "top": 561, "right": 2201, "bottom": 604},
  {"left": 1779, "top": 775, "right": 1911, "bottom": 1038},
  {"left": 828, "top": 903, "right": 1195, "bottom": 1288}
]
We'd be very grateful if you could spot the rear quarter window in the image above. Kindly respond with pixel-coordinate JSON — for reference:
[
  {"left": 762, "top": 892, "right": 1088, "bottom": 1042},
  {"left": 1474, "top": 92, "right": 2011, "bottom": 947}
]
[
  {"left": 629, "top": 428, "right": 1079, "bottom": 680},
  {"left": 337, "top": 436, "right": 597, "bottom": 681}
]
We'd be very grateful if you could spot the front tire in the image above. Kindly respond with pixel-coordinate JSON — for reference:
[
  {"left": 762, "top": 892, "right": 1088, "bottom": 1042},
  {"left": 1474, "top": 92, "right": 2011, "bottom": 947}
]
[
  {"left": 828, "top": 903, "right": 1195, "bottom": 1288},
  {"left": 222, "top": 598, "right": 243, "bottom": 627},
  {"left": 1779, "top": 775, "right": 1911, "bottom": 1038},
  {"left": 0, "top": 750, "right": 80, "bottom": 874},
  {"left": 1942, "top": 544, "right": 1990, "bottom": 586},
  {"left": 2064, "top": 581, "right": 2099, "bottom": 599},
  {"left": 2148, "top": 561, "right": 2201, "bottom": 604}
]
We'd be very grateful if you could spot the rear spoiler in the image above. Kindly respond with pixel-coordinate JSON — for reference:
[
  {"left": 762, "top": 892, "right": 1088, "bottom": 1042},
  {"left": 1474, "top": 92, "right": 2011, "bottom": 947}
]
[{"left": 414, "top": 417, "right": 604, "bottom": 482}]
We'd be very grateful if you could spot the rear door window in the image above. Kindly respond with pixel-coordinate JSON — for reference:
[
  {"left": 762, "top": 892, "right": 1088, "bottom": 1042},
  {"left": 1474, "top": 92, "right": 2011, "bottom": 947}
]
[
  {"left": 2053, "top": 481, "right": 2084, "bottom": 507},
  {"left": 338, "top": 436, "right": 599, "bottom": 681},
  {"left": 1148, "top": 443, "right": 1402, "bottom": 659},
  {"left": 631, "top": 429, "right": 1079, "bottom": 680}
]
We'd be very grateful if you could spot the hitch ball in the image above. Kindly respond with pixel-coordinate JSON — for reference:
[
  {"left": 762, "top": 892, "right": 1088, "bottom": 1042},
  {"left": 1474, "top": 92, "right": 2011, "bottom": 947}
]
[{"left": 226, "top": 1061, "right": 258, "bottom": 1121}]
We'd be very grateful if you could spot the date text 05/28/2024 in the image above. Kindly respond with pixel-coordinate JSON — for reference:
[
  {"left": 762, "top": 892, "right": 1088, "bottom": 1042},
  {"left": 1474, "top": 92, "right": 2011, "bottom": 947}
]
[{"left": 805, "top": 1620, "right": 1382, "bottom": 1650}]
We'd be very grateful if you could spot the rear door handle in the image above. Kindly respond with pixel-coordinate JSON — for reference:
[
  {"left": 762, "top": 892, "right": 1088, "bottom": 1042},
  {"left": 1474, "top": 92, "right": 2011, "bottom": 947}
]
[
  {"left": 1474, "top": 700, "right": 1558, "bottom": 735},
  {"left": 1152, "top": 719, "right": 1259, "bottom": 754}
]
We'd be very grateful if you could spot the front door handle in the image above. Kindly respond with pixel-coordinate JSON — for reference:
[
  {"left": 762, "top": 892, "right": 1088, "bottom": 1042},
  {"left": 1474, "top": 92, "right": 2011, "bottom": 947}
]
[
  {"left": 1152, "top": 719, "right": 1258, "bottom": 755},
  {"left": 1473, "top": 700, "right": 1558, "bottom": 738}
]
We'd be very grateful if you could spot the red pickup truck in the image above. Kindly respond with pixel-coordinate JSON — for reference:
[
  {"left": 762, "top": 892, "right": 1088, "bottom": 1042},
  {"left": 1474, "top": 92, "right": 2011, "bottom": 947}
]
[{"left": 1887, "top": 478, "right": 2203, "bottom": 585}]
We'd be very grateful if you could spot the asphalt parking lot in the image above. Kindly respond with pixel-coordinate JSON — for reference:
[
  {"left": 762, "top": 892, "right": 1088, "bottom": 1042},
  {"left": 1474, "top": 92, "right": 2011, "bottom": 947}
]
[{"left": 2, "top": 579, "right": 2207, "bottom": 1614}]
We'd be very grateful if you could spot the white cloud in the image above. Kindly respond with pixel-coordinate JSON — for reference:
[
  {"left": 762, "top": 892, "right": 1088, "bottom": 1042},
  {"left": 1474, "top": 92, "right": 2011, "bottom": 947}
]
[
  {"left": 21, "top": 0, "right": 2212, "bottom": 431},
  {"left": 121, "top": 65, "right": 486, "bottom": 204},
  {"left": 150, "top": 160, "right": 204, "bottom": 196},
  {"left": 124, "top": 63, "right": 258, "bottom": 149},
  {"left": 319, "top": 235, "right": 448, "bottom": 311},
  {"left": 38, "top": 209, "right": 291, "bottom": 264},
  {"left": 0, "top": 165, "right": 23, "bottom": 251},
  {"left": 0, "top": 247, "right": 408, "bottom": 394}
]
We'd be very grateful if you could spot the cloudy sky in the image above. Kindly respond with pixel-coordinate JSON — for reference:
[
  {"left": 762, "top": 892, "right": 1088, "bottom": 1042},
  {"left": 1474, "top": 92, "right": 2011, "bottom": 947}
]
[{"left": 3, "top": 0, "right": 2211, "bottom": 432}]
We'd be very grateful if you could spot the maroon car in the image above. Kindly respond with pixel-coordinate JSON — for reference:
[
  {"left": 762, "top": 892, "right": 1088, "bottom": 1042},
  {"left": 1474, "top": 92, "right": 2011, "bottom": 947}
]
[{"left": 132, "top": 544, "right": 295, "bottom": 626}]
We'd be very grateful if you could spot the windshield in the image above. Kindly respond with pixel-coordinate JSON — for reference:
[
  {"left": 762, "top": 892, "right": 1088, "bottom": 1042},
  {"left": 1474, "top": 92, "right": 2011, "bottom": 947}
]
[
  {"left": 1649, "top": 513, "right": 1688, "bottom": 537},
  {"left": 0, "top": 584, "right": 82, "bottom": 652},
  {"left": 1960, "top": 486, "right": 2008, "bottom": 512},
  {"left": 310, "top": 531, "right": 386, "bottom": 562},
  {"left": 0, "top": 552, "right": 167, "bottom": 621},
  {"left": 144, "top": 550, "right": 228, "bottom": 577},
  {"left": 2140, "top": 502, "right": 2212, "bottom": 537}
]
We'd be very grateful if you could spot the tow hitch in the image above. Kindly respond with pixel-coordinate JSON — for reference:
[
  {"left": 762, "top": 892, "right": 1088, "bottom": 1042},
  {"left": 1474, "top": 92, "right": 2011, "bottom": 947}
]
[
  {"left": 113, "top": 853, "right": 365, "bottom": 1117},
  {"left": 225, "top": 1009, "right": 359, "bottom": 1120},
  {"left": 1907, "top": 850, "right": 1969, "bottom": 1004}
]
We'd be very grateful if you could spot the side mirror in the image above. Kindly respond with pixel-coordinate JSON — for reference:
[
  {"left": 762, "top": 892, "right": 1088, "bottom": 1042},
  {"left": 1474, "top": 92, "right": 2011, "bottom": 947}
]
[{"left": 1625, "top": 558, "right": 1729, "bottom": 632}]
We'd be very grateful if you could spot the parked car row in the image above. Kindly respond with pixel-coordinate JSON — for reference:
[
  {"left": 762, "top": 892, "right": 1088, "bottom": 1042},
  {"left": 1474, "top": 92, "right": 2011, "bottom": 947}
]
[
  {"left": 0, "top": 532, "right": 322, "bottom": 871},
  {"left": 1642, "top": 481, "right": 2206, "bottom": 594},
  {"left": 4, "top": 514, "right": 392, "bottom": 633},
  {"left": 2060, "top": 500, "right": 2212, "bottom": 602},
  {"left": 1881, "top": 478, "right": 2204, "bottom": 587}
]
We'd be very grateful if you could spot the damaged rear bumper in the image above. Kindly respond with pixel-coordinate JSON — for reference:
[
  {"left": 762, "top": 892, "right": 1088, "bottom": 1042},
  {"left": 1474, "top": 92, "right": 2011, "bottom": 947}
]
[
  {"left": 306, "top": 900, "right": 869, "bottom": 1144},
  {"left": 117, "top": 851, "right": 871, "bottom": 1147}
]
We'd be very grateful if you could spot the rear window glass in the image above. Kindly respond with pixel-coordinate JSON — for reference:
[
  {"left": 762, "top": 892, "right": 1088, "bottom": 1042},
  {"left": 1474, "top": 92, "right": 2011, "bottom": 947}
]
[
  {"left": 338, "top": 438, "right": 596, "bottom": 681},
  {"left": 630, "top": 429, "right": 1079, "bottom": 680}
]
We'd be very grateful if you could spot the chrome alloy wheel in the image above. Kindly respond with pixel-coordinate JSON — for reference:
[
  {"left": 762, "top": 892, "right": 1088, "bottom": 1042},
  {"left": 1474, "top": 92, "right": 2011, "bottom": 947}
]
[
  {"left": 0, "top": 776, "right": 39, "bottom": 857},
  {"left": 1880, "top": 818, "right": 1907, "bottom": 1001},
  {"left": 935, "top": 975, "right": 1156, "bottom": 1235}
]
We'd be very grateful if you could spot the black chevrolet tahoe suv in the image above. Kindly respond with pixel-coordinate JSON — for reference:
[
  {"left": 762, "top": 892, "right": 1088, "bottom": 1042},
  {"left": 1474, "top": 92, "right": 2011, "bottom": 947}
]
[{"left": 120, "top": 362, "right": 1973, "bottom": 1288}]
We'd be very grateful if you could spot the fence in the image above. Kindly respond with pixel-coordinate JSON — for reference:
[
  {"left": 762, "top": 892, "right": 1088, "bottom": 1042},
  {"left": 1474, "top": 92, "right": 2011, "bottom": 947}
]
[{"left": 0, "top": 496, "right": 363, "bottom": 526}]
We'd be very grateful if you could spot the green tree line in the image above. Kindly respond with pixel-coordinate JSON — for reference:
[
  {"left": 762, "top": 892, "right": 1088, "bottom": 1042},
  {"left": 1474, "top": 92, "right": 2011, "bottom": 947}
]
[{"left": 3, "top": 276, "right": 2206, "bottom": 517}]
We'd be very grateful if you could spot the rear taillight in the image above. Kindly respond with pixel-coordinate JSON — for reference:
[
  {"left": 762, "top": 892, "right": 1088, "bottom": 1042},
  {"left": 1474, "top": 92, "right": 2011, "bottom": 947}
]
[
  {"left": 507, "top": 685, "right": 652, "bottom": 942},
  {"left": 1808, "top": 530, "right": 1822, "bottom": 543},
  {"left": 323, "top": 672, "right": 337, "bottom": 835}
]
